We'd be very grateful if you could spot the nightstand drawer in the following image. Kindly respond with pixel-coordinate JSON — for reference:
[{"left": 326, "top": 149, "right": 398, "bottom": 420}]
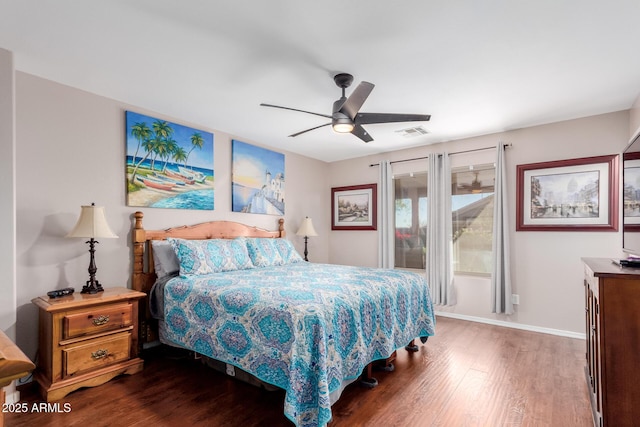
[
  {"left": 63, "top": 333, "right": 131, "bottom": 378},
  {"left": 63, "top": 303, "right": 133, "bottom": 339}
]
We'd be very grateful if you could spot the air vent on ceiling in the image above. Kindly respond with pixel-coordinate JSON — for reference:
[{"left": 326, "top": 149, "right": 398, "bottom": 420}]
[{"left": 395, "top": 126, "right": 429, "bottom": 138}]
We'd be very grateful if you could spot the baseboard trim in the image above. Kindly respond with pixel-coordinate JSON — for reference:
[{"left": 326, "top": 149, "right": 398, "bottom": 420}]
[{"left": 434, "top": 311, "right": 586, "bottom": 340}]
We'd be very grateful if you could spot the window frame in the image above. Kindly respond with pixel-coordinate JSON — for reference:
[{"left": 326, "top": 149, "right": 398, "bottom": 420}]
[
  {"left": 390, "top": 162, "right": 496, "bottom": 277},
  {"left": 451, "top": 163, "right": 496, "bottom": 277}
]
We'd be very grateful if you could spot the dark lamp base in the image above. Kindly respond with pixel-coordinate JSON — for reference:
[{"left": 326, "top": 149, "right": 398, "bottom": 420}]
[
  {"left": 303, "top": 236, "right": 310, "bottom": 262},
  {"left": 81, "top": 280, "right": 104, "bottom": 294},
  {"left": 82, "top": 238, "right": 104, "bottom": 294}
]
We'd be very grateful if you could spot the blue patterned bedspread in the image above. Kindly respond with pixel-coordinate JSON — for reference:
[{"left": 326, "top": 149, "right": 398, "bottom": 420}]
[{"left": 160, "top": 262, "right": 435, "bottom": 427}]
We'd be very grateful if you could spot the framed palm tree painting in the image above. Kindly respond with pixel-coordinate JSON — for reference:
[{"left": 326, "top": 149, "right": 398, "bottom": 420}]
[{"left": 125, "top": 111, "right": 214, "bottom": 210}]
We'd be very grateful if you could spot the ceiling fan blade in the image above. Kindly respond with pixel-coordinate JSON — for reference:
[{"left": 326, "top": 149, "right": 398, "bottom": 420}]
[
  {"left": 289, "top": 122, "right": 331, "bottom": 137},
  {"left": 339, "top": 81, "right": 375, "bottom": 120},
  {"left": 355, "top": 112, "right": 431, "bottom": 125},
  {"left": 260, "top": 103, "right": 332, "bottom": 119},
  {"left": 350, "top": 124, "right": 374, "bottom": 143}
]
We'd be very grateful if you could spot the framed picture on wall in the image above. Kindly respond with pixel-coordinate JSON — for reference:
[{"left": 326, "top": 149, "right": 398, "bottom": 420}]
[
  {"left": 331, "top": 184, "right": 377, "bottom": 230},
  {"left": 125, "top": 111, "right": 214, "bottom": 210},
  {"left": 516, "top": 154, "right": 619, "bottom": 231},
  {"left": 623, "top": 151, "right": 640, "bottom": 229},
  {"left": 231, "top": 140, "right": 285, "bottom": 215}
]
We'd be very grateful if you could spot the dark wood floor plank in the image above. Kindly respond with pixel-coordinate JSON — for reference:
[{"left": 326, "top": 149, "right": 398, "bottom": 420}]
[{"left": 6, "top": 317, "right": 593, "bottom": 427}]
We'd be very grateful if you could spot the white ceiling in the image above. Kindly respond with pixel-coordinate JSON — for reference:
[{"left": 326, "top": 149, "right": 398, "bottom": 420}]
[{"left": 2, "top": 1, "right": 640, "bottom": 162}]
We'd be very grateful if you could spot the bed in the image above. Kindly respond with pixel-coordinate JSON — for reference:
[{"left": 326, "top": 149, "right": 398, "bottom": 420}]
[{"left": 131, "top": 212, "right": 435, "bottom": 427}]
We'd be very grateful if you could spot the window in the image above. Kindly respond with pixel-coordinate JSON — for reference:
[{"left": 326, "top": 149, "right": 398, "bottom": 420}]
[
  {"left": 393, "top": 173, "right": 427, "bottom": 269},
  {"left": 451, "top": 165, "right": 495, "bottom": 275},
  {"left": 392, "top": 163, "right": 495, "bottom": 274}
]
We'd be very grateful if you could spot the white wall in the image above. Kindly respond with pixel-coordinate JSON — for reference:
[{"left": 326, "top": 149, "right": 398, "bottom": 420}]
[
  {"left": 14, "top": 72, "right": 329, "bottom": 360},
  {"left": 0, "top": 48, "right": 16, "bottom": 339},
  {"left": 630, "top": 93, "right": 640, "bottom": 139},
  {"left": 328, "top": 111, "right": 630, "bottom": 335},
  {"left": 0, "top": 47, "right": 17, "bottom": 402}
]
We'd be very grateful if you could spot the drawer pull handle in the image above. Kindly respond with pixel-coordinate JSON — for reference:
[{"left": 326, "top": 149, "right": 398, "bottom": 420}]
[
  {"left": 92, "top": 315, "right": 110, "bottom": 326},
  {"left": 91, "top": 349, "right": 109, "bottom": 360}
]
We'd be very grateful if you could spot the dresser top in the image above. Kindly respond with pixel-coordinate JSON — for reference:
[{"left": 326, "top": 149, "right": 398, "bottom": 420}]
[
  {"left": 582, "top": 257, "right": 640, "bottom": 278},
  {"left": 32, "top": 286, "right": 145, "bottom": 312}
]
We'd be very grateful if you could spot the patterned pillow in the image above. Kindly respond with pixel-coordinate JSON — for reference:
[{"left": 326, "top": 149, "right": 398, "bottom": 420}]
[
  {"left": 168, "top": 238, "right": 254, "bottom": 275},
  {"left": 273, "top": 239, "right": 304, "bottom": 264},
  {"left": 244, "top": 237, "right": 285, "bottom": 267}
]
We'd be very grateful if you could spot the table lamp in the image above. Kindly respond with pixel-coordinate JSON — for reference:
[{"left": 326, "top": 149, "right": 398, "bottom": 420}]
[
  {"left": 295, "top": 216, "right": 318, "bottom": 262},
  {"left": 66, "top": 203, "right": 118, "bottom": 294}
]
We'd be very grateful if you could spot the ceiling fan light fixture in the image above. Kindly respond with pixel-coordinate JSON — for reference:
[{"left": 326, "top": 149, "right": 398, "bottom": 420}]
[
  {"left": 333, "top": 122, "right": 355, "bottom": 133},
  {"left": 332, "top": 115, "right": 354, "bottom": 133}
]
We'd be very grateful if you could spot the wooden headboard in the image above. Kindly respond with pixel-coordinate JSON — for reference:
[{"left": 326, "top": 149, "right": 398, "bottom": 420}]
[{"left": 131, "top": 211, "right": 285, "bottom": 343}]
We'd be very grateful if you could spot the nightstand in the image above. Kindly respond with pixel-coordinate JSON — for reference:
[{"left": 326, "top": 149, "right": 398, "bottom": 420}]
[{"left": 31, "top": 287, "right": 146, "bottom": 402}]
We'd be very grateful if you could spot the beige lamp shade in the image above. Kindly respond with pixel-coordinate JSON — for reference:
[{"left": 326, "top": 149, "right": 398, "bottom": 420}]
[
  {"left": 66, "top": 204, "right": 118, "bottom": 239},
  {"left": 296, "top": 217, "right": 318, "bottom": 237}
]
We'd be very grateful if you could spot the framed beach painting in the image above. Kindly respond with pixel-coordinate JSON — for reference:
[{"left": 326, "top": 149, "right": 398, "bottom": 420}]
[
  {"left": 331, "top": 184, "right": 377, "bottom": 230},
  {"left": 516, "top": 154, "right": 618, "bottom": 231},
  {"left": 125, "top": 111, "right": 214, "bottom": 210},
  {"left": 232, "top": 140, "right": 285, "bottom": 215}
]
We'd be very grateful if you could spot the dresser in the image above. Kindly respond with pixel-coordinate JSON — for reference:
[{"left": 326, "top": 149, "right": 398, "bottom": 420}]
[
  {"left": 32, "top": 287, "right": 145, "bottom": 402},
  {"left": 582, "top": 258, "right": 640, "bottom": 427}
]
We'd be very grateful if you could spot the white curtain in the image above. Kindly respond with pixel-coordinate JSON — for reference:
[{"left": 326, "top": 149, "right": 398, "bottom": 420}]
[
  {"left": 427, "top": 153, "right": 455, "bottom": 305},
  {"left": 378, "top": 160, "right": 394, "bottom": 268},
  {"left": 491, "top": 142, "right": 514, "bottom": 314}
]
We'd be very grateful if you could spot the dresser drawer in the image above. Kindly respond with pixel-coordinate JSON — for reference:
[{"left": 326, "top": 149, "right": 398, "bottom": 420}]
[
  {"left": 62, "top": 333, "right": 131, "bottom": 378},
  {"left": 63, "top": 303, "right": 133, "bottom": 339}
]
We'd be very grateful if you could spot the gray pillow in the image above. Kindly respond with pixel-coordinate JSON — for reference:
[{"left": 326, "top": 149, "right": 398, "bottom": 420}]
[{"left": 151, "top": 240, "right": 180, "bottom": 278}]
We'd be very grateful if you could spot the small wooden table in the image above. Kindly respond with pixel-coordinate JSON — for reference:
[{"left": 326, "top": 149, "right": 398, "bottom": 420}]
[{"left": 32, "top": 287, "right": 145, "bottom": 402}]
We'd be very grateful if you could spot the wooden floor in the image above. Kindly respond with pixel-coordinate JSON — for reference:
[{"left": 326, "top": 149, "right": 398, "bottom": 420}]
[{"left": 6, "top": 316, "right": 593, "bottom": 427}]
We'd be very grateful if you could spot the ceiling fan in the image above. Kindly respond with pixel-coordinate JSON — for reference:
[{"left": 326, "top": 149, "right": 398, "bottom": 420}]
[
  {"left": 260, "top": 73, "right": 431, "bottom": 143},
  {"left": 457, "top": 172, "right": 494, "bottom": 194}
]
